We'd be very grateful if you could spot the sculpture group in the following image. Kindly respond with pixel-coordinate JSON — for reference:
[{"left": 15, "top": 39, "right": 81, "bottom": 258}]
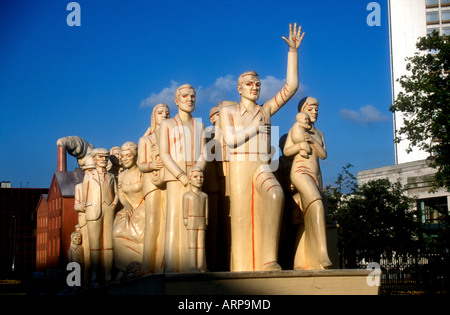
[{"left": 63, "top": 24, "right": 332, "bottom": 286}]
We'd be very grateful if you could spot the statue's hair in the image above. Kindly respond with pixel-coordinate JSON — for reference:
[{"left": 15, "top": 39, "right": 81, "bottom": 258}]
[
  {"left": 298, "top": 96, "right": 319, "bottom": 112},
  {"left": 237, "top": 71, "right": 259, "bottom": 89},
  {"left": 189, "top": 166, "right": 203, "bottom": 178},
  {"left": 121, "top": 141, "right": 138, "bottom": 156},
  {"left": 175, "top": 84, "right": 196, "bottom": 100}
]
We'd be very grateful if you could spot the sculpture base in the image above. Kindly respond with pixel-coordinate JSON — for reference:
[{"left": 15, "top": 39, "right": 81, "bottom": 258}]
[{"left": 92, "top": 269, "right": 379, "bottom": 295}]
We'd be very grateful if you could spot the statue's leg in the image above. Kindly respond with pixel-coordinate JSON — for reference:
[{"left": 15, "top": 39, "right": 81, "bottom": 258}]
[
  {"left": 229, "top": 161, "right": 256, "bottom": 271},
  {"left": 253, "top": 166, "right": 284, "bottom": 271},
  {"left": 142, "top": 190, "right": 161, "bottom": 274},
  {"left": 187, "top": 229, "right": 198, "bottom": 272},
  {"left": 103, "top": 207, "right": 114, "bottom": 282},
  {"left": 164, "top": 181, "right": 181, "bottom": 273},
  {"left": 87, "top": 219, "right": 102, "bottom": 284},
  {"left": 303, "top": 200, "right": 332, "bottom": 269}
]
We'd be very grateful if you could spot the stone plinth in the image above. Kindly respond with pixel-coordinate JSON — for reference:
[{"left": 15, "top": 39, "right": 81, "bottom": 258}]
[{"left": 93, "top": 270, "right": 380, "bottom": 295}]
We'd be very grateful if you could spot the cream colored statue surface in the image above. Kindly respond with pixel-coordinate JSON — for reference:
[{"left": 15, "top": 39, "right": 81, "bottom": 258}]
[
  {"left": 159, "top": 84, "right": 206, "bottom": 273},
  {"left": 112, "top": 141, "right": 146, "bottom": 280},
  {"left": 219, "top": 23, "right": 304, "bottom": 272},
  {"left": 81, "top": 148, "right": 118, "bottom": 284},
  {"left": 73, "top": 156, "right": 96, "bottom": 284},
  {"left": 283, "top": 96, "right": 332, "bottom": 270},
  {"left": 182, "top": 167, "right": 209, "bottom": 272},
  {"left": 138, "top": 103, "right": 170, "bottom": 274}
]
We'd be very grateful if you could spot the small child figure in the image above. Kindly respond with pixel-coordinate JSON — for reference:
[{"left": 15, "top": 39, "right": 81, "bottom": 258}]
[
  {"left": 291, "top": 112, "right": 313, "bottom": 158},
  {"left": 183, "top": 167, "right": 209, "bottom": 272},
  {"left": 68, "top": 229, "right": 84, "bottom": 266}
]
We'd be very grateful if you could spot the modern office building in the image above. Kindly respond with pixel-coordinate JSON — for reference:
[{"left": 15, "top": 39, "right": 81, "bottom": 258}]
[
  {"left": 389, "top": 0, "right": 450, "bottom": 164},
  {"left": 358, "top": 0, "right": 449, "bottom": 232}
]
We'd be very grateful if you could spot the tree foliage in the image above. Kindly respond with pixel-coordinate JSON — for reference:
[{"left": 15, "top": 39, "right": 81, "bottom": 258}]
[
  {"left": 389, "top": 31, "right": 450, "bottom": 190},
  {"left": 326, "top": 165, "right": 421, "bottom": 268}
]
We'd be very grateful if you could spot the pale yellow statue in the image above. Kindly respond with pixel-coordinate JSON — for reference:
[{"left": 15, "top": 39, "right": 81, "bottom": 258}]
[
  {"left": 73, "top": 156, "right": 96, "bottom": 283},
  {"left": 113, "top": 141, "right": 146, "bottom": 280},
  {"left": 283, "top": 96, "right": 332, "bottom": 270},
  {"left": 183, "top": 167, "right": 209, "bottom": 273},
  {"left": 159, "top": 84, "right": 206, "bottom": 273},
  {"left": 219, "top": 23, "right": 304, "bottom": 272},
  {"left": 138, "top": 103, "right": 170, "bottom": 274},
  {"left": 67, "top": 230, "right": 84, "bottom": 265},
  {"left": 108, "top": 146, "right": 123, "bottom": 179},
  {"left": 291, "top": 112, "right": 313, "bottom": 159},
  {"left": 81, "top": 148, "right": 118, "bottom": 285}
]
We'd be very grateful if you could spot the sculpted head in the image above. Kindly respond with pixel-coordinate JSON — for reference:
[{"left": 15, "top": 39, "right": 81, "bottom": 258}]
[
  {"left": 296, "top": 112, "right": 312, "bottom": 130},
  {"left": 120, "top": 141, "right": 138, "bottom": 169},
  {"left": 92, "top": 148, "right": 110, "bottom": 169},
  {"left": 189, "top": 166, "right": 204, "bottom": 189},
  {"left": 237, "top": 71, "right": 261, "bottom": 102},
  {"left": 298, "top": 96, "right": 319, "bottom": 123},
  {"left": 175, "top": 84, "right": 196, "bottom": 114},
  {"left": 149, "top": 104, "right": 170, "bottom": 134}
]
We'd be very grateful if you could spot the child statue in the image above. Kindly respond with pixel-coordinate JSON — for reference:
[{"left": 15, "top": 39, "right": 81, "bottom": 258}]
[
  {"left": 182, "top": 167, "right": 209, "bottom": 272},
  {"left": 291, "top": 112, "right": 313, "bottom": 159}
]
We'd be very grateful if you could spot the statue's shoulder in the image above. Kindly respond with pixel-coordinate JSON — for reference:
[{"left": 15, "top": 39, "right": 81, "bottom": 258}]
[{"left": 219, "top": 101, "right": 239, "bottom": 114}]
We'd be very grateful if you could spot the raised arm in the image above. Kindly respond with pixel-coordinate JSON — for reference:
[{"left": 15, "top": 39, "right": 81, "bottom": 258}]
[{"left": 264, "top": 23, "right": 305, "bottom": 116}]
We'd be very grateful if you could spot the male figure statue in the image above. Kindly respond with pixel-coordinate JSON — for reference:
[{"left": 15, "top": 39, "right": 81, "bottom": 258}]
[
  {"left": 82, "top": 148, "right": 118, "bottom": 284},
  {"left": 219, "top": 23, "right": 304, "bottom": 271},
  {"left": 159, "top": 84, "right": 206, "bottom": 273},
  {"left": 183, "top": 167, "right": 209, "bottom": 272}
]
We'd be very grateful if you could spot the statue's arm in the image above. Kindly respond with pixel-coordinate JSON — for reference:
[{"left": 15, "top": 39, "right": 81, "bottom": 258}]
[
  {"left": 264, "top": 23, "right": 304, "bottom": 116},
  {"left": 219, "top": 106, "right": 258, "bottom": 148},
  {"left": 307, "top": 130, "right": 327, "bottom": 160},
  {"left": 159, "top": 120, "right": 189, "bottom": 185},
  {"left": 283, "top": 130, "right": 300, "bottom": 157}
]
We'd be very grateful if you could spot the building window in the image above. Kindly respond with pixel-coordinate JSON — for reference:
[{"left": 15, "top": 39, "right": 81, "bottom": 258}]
[
  {"left": 442, "top": 10, "right": 450, "bottom": 22},
  {"left": 427, "top": 11, "right": 440, "bottom": 24},
  {"left": 442, "top": 0, "right": 450, "bottom": 7},
  {"left": 426, "top": 0, "right": 439, "bottom": 8},
  {"left": 417, "top": 196, "right": 448, "bottom": 225},
  {"left": 443, "top": 26, "right": 450, "bottom": 35}
]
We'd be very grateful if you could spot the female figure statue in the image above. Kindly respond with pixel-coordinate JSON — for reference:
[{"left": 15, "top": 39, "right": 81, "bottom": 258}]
[
  {"left": 138, "top": 104, "right": 170, "bottom": 273},
  {"left": 283, "top": 96, "right": 332, "bottom": 270},
  {"left": 112, "top": 141, "right": 146, "bottom": 280}
]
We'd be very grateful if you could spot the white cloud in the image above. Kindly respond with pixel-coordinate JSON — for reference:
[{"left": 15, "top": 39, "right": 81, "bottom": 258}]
[
  {"left": 140, "top": 75, "right": 305, "bottom": 109},
  {"left": 139, "top": 80, "right": 178, "bottom": 108},
  {"left": 339, "top": 105, "right": 390, "bottom": 124}
]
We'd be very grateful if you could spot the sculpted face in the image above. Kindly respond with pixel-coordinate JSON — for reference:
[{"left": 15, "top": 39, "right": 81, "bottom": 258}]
[
  {"left": 190, "top": 170, "right": 204, "bottom": 189},
  {"left": 72, "top": 233, "right": 82, "bottom": 245},
  {"left": 121, "top": 149, "right": 136, "bottom": 169},
  {"left": 238, "top": 74, "right": 261, "bottom": 102},
  {"left": 175, "top": 87, "right": 196, "bottom": 113},
  {"left": 155, "top": 106, "right": 170, "bottom": 125},
  {"left": 303, "top": 104, "right": 319, "bottom": 123},
  {"left": 94, "top": 154, "right": 109, "bottom": 168}
]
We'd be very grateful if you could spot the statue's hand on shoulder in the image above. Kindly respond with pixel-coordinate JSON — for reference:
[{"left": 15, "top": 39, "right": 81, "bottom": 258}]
[{"left": 282, "top": 23, "right": 305, "bottom": 52}]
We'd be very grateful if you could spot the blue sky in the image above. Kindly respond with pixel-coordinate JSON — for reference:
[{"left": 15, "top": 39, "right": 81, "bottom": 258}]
[{"left": 0, "top": 0, "right": 394, "bottom": 188}]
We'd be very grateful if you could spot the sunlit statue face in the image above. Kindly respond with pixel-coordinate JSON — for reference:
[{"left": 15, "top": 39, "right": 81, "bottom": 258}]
[
  {"left": 175, "top": 86, "right": 196, "bottom": 114},
  {"left": 303, "top": 104, "right": 318, "bottom": 123},
  {"left": 94, "top": 154, "right": 109, "bottom": 168},
  {"left": 155, "top": 106, "right": 170, "bottom": 125},
  {"left": 121, "top": 149, "right": 136, "bottom": 169},
  {"left": 238, "top": 74, "right": 261, "bottom": 102}
]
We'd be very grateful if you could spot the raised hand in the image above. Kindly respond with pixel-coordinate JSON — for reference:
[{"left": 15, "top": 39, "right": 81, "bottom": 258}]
[{"left": 282, "top": 23, "right": 305, "bottom": 52}]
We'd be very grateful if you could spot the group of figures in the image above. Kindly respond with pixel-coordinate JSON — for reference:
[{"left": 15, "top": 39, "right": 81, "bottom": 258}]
[{"left": 64, "top": 24, "right": 332, "bottom": 286}]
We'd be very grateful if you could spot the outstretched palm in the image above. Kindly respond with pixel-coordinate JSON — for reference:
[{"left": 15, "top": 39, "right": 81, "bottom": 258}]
[{"left": 282, "top": 23, "right": 305, "bottom": 51}]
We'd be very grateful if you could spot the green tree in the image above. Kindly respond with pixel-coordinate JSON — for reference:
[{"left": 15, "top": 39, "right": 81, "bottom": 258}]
[
  {"left": 390, "top": 31, "right": 450, "bottom": 190},
  {"left": 326, "top": 165, "right": 421, "bottom": 268}
]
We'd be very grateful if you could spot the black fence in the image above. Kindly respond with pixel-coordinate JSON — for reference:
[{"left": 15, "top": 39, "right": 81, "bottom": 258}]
[{"left": 357, "top": 253, "right": 449, "bottom": 295}]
